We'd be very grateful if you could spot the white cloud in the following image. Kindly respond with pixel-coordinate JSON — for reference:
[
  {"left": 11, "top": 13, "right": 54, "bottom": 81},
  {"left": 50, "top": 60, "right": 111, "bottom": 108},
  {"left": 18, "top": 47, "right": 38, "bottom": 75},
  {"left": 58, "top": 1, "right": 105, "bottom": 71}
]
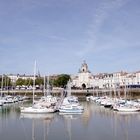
[{"left": 77, "top": 0, "right": 131, "bottom": 57}]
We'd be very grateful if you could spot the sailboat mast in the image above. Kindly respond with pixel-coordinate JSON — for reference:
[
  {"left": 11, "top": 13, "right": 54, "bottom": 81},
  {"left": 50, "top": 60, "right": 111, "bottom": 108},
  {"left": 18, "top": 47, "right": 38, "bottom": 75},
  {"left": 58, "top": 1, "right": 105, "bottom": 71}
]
[
  {"left": 1, "top": 75, "right": 3, "bottom": 97},
  {"left": 124, "top": 78, "right": 127, "bottom": 102},
  {"left": 47, "top": 76, "right": 50, "bottom": 96},
  {"left": 33, "top": 61, "right": 36, "bottom": 104},
  {"left": 67, "top": 80, "right": 71, "bottom": 97},
  {"left": 44, "top": 75, "right": 46, "bottom": 96}
]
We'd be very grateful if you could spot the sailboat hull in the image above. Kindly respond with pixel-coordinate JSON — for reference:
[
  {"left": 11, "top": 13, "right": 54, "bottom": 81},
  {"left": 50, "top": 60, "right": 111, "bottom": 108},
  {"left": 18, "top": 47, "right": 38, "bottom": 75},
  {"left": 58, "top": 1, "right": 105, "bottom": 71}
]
[
  {"left": 116, "top": 107, "right": 140, "bottom": 112},
  {"left": 20, "top": 106, "right": 55, "bottom": 114},
  {"left": 59, "top": 105, "right": 84, "bottom": 114}
]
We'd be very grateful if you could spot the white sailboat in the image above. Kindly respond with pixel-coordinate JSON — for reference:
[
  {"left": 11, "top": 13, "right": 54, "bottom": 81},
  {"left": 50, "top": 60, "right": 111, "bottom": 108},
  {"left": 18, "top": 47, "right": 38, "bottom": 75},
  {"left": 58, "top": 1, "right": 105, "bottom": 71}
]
[
  {"left": 115, "top": 105, "right": 140, "bottom": 112},
  {"left": 20, "top": 61, "right": 55, "bottom": 114},
  {"left": 59, "top": 80, "right": 84, "bottom": 114},
  {"left": 115, "top": 79, "right": 140, "bottom": 112},
  {"left": 36, "top": 75, "right": 58, "bottom": 108}
]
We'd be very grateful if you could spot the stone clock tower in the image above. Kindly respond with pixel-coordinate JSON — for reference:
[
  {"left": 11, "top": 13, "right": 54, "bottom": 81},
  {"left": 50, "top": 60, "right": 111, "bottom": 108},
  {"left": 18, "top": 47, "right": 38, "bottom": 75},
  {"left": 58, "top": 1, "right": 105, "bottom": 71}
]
[
  {"left": 71, "top": 61, "right": 93, "bottom": 89},
  {"left": 79, "top": 60, "right": 89, "bottom": 73}
]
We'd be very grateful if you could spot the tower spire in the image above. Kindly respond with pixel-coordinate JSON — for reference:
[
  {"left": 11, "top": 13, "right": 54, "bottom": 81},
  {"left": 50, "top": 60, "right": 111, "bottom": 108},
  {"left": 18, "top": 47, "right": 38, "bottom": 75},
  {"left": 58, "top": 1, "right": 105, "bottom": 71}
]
[{"left": 80, "top": 60, "right": 88, "bottom": 73}]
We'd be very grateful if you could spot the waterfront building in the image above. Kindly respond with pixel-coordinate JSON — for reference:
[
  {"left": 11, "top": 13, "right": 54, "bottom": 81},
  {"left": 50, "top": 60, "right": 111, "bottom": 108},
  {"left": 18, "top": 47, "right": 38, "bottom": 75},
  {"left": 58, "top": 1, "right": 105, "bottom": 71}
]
[
  {"left": 71, "top": 61, "right": 94, "bottom": 89},
  {"left": 126, "top": 71, "right": 140, "bottom": 87},
  {"left": 93, "top": 73, "right": 114, "bottom": 89},
  {"left": 71, "top": 61, "right": 140, "bottom": 89},
  {"left": 93, "top": 71, "right": 140, "bottom": 89},
  {"left": 135, "top": 71, "right": 140, "bottom": 85},
  {"left": 1, "top": 63, "right": 140, "bottom": 90},
  {"left": 7, "top": 74, "right": 37, "bottom": 83},
  {"left": 112, "top": 71, "right": 127, "bottom": 88}
]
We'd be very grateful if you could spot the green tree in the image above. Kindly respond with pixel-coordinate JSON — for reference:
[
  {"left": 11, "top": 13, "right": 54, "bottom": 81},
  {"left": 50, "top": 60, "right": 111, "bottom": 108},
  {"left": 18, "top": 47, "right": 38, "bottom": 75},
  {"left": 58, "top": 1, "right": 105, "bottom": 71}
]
[
  {"left": 35, "top": 77, "right": 43, "bottom": 85},
  {"left": 0, "top": 75, "right": 12, "bottom": 89},
  {"left": 24, "top": 78, "right": 33, "bottom": 86},
  {"left": 16, "top": 78, "right": 24, "bottom": 86},
  {"left": 53, "top": 74, "right": 70, "bottom": 87}
]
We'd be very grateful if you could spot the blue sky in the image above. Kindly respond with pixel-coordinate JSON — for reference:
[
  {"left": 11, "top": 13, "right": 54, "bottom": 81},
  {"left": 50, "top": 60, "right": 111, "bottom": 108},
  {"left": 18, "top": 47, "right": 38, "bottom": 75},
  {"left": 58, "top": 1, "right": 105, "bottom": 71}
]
[{"left": 0, "top": 0, "right": 140, "bottom": 75}]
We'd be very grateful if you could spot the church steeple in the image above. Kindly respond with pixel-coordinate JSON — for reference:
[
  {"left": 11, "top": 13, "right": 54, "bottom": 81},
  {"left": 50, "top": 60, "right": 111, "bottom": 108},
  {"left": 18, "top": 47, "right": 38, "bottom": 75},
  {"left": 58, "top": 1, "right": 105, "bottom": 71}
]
[
  {"left": 72, "top": 60, "right": 93, "bottom": 89},
  {"left": 79, "top": 60, "right": 89, "bottom": 73}
]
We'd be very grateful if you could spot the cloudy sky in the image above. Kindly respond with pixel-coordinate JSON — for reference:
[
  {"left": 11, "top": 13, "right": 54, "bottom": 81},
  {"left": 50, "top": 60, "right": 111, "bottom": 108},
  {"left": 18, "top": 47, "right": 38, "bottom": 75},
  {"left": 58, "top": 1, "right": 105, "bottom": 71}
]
[{"left": 0, "top": 0, "right": 140, "bottom": 75}]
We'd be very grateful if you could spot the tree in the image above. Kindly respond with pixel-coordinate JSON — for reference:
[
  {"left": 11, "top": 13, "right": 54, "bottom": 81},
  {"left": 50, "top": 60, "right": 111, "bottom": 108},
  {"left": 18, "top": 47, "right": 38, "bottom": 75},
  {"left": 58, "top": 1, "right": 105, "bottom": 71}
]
[
  {"left": 35, "top": 77, "right": 43, "bottom": 86},
  {"left": 53, "top": 74, "right": 70, "bottom": 87},
  {"left": 16, "top": 78, "right": 24, "bottom": 86},
  {"left": 24, "top": 78, "right": 33, "bottom": 86},
  {"left": 0, "top": 75, "right": 12, "bottom": 89}
]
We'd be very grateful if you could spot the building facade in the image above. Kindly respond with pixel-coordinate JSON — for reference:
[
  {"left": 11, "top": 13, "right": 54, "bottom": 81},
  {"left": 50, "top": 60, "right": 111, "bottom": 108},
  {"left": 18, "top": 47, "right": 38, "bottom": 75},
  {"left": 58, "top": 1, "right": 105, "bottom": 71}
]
[
  {"left": 93, "top": 71, "right": 140, "bottom": 89},
  {"left": 71, "top": 61, "right": 140, "bottom": 89},
  {"left": 71, "top": 61, "right": 94, "bottom": 89},
  {"left": 7, "top": 74, "right": 36, "bottom": 83},
  {"left": 1, "top": 62, "right": 140, "bottom": 89}
]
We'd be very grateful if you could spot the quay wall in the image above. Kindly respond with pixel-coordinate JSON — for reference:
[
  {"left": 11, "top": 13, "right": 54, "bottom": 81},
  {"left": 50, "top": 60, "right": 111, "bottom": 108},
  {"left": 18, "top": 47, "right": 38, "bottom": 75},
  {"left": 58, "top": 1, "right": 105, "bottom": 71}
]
[
  {"left": 1, "top": 88, "right": 140, "bottom": 94},
  {"left": 1, "top": 88, "right": 140, "bottom": 100}
]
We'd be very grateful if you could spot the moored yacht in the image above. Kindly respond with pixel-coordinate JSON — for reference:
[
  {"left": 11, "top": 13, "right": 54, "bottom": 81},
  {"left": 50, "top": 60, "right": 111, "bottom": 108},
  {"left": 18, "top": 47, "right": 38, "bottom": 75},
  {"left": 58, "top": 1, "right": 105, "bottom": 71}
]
[
  {"left": 59, "top": 81, "right": 84, "bottom": 114},
  {"left": 20, "top": 104, "right": 56, "bottom": 114},
  {"left": 59, "top": 97, "right": 84, "bottom": 113},
  {"left": 115, "top": 105, "right": 140, "bottom": 112},
  {"left": 20, "top": 61, "right": 56, "bottom": 114}
]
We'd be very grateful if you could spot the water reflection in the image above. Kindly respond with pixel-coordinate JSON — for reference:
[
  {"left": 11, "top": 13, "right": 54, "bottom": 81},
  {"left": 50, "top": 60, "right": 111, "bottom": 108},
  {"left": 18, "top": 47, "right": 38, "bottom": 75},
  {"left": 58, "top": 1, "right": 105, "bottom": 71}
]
[
  {"left": 20, "top": 112, "right": 56, "bottom": 140},
  {"left": 81, "top": 102, "right": 140, "bottom": 140},
  {"left": 0, "top": 102, "right": 140, "bottom": 140},
  {"left": 20, "top": 113, "right": 55, "bottom": 121},
  {"left": 59, "top": 113, "right": 82, "bottom": 140}
]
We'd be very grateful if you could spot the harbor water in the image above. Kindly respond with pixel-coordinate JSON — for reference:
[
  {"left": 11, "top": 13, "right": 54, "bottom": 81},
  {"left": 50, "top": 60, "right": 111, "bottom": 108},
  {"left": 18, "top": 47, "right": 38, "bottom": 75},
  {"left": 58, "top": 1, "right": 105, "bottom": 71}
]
[{"left": 0, "top": 101, "right": 140, "bottom": 140}]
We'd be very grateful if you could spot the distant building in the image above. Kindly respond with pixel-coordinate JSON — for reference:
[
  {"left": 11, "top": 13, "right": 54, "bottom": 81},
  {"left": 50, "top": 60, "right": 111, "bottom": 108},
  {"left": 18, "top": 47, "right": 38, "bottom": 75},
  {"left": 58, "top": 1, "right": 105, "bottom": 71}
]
[
  {"left": 93, "top": 71, "right": 140, "bottom": 89},
  {"left": 7, "top": 74, "right": 37, "bottom": 83},
  {"left": 2, "top": 62, "right": 140, "bottom": 89},
  {"left": 71, "top": 61, "right": 94, "bottom": 89}
]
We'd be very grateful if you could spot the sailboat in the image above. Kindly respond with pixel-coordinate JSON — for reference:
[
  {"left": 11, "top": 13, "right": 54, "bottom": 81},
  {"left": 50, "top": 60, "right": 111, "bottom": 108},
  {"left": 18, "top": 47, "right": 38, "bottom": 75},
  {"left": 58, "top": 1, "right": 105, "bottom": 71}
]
[
  {"left": 38, "top": 76, "right": 57, "bottom": 105},
  {"left": 114, "top": 79, "right": 140, "bottom": 112},
  {"left": 59, "top": 80, "right": 84, "bottom": 114},
  {"left": 20, "top": 61, "right": 56, "bottom": 114}
]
